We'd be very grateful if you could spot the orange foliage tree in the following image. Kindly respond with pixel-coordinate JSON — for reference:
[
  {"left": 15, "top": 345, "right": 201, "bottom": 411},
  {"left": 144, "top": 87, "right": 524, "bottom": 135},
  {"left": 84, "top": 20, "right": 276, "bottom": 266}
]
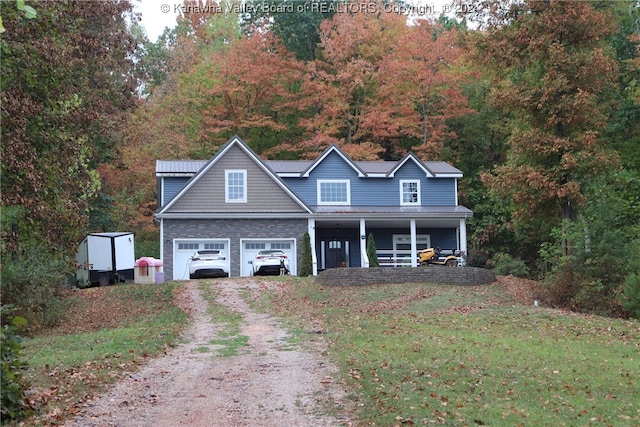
[
  {"left": 367, "top": 20, "right": 474, "bottom": 160},
  {"left": 474, "top": 1, "right": 619, "bottom": 242},
  {"left": 290, "top": 3, "right": 407, "bottom": 160},
  {"left": 200, "top": 29, "right": 305, "bottom": 144}
]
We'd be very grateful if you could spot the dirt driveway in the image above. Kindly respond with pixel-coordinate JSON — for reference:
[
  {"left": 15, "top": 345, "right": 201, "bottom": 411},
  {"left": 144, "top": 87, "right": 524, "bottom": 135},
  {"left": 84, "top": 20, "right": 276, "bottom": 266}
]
[{"left": 66, "top": 279, "right": 351, "bottom": 427}]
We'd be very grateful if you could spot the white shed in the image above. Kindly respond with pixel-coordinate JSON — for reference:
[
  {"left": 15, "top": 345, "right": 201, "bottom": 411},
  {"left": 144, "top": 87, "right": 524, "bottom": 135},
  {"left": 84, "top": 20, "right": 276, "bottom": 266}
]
[{"left": 75, "top": 232, "right": 135, "bottom": 286}]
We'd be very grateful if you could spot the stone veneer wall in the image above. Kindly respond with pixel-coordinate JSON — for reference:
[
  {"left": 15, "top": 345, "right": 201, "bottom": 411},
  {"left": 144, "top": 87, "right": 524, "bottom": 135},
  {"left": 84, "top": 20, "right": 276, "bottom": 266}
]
[
  {"left": 316, "top": 266, "right": 496, "bottom": 286},
  {"left": 163, "top": 218, "right": 308, "bottom": 278}
]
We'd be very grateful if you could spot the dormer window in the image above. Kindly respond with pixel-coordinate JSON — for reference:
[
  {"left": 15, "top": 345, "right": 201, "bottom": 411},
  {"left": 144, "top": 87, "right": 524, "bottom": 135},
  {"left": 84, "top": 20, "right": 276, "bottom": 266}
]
[
  {"left": 318, "top": 179, "right": 350, "bottom": 205},
  {"left": 400, "top": 180, "right": 420, "bottom": 205},
  {"left": 225, "top": 170, "right": 247, "bottom": 203}
]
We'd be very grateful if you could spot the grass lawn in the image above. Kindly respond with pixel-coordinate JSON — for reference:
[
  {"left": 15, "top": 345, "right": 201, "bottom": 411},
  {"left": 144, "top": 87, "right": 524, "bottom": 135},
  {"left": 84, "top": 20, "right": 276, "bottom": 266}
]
[
  {"left": 14, "top": 276, "right": 640, "bottom": 426},
  {"left": 250, "top": 276, "right": 640, "bottom": 426},
  {"left": 19, "top": 282, "right": 189, "bottom": 425}
]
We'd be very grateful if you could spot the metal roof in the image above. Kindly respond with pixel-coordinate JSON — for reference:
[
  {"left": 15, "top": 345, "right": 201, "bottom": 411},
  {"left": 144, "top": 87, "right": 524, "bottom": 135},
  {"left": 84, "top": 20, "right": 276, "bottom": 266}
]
[
  {"left": 156, "top": 160, "right": 207, "bottom": 174},
  {"left": 157, "top": 159, "right": 462, "bottom": 177}
]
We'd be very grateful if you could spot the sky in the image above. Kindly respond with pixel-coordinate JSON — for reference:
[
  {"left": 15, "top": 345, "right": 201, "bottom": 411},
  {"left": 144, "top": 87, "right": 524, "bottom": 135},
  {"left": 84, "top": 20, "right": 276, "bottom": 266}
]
[{"left": 135, "top": 0, "right": 454, "bottom": 42}]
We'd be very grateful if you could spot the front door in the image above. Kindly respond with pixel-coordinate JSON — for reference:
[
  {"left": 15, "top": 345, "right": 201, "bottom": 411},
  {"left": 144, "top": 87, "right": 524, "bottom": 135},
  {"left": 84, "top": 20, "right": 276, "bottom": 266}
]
[{"left": 326, "top": 240, "right": 346, "bottom": 268}]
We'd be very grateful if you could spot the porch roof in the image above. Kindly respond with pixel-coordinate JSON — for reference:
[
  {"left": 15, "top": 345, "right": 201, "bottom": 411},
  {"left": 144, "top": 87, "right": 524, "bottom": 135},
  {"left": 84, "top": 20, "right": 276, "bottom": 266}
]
[
  {"left": 313, "top": 205, "right": 473, "bottom": 215},
  {"left": 312, "top": 205, "right": 472, "bottom": 229}
]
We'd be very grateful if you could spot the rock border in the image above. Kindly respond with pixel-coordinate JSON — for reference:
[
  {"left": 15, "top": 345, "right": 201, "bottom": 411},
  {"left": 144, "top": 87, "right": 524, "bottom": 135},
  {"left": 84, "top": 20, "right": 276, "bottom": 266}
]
[{"left": 316, "top": 266, "right": 496, "bottom": 287}]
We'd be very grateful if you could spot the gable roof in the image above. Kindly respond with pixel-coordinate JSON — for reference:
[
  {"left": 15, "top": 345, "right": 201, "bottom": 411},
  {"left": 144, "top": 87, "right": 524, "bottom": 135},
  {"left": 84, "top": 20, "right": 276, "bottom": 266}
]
[
  {"left": 157, "top": 136, "right": 312, "bottom": 215},
  {"left": 301, "top": 144, "right": 366, "bottom": 178},
  {"left": 386, "top": 152, "right": 434, "bottom": 178}
]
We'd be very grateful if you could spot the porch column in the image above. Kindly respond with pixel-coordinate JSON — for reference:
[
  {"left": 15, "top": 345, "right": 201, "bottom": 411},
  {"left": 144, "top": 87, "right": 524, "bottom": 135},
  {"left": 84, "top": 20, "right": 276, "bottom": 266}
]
[
  {"left": 360, "top": 218, "right": 369, "bottom": 268},
  {"left": 459, "top": 217, "right": 467, "bottom": 259},
  {"left": 308, "top": 218, "right": 318, "bottom": 276},
  {"left": 410, "top": 219, "right": 417, "bottom": 267}
]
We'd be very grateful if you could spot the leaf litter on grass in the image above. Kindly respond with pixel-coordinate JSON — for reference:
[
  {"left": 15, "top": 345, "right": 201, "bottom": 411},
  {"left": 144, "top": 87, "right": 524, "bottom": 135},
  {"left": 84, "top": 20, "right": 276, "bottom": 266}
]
[{"left": 256, "top": 276, "right": 640, "bottom": 426}]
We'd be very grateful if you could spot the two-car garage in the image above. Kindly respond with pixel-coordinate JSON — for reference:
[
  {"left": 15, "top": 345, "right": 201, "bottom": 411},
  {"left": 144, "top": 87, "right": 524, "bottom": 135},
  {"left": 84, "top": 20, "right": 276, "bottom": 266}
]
[{"left": 172, "top": 238, "right": 297, "bottom": 280}]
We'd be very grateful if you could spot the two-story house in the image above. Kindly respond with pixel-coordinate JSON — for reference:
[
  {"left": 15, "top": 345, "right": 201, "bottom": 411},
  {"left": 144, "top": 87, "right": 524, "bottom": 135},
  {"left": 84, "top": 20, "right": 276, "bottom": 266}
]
[{"left": 155, "top": 136, "right": 473, "bottom": 279}]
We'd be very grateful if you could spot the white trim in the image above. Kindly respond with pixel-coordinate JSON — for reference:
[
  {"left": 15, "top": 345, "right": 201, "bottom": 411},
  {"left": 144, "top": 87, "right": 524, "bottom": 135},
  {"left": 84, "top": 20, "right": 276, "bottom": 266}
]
[
  {"left": 410, "top": 219, "right": 417, "bottom": 267},
  {"left": 172, "top": 238, "right": 230, "bottom": 280},
  {"left": 159, "top": 219, "right": 164, "bottom": 268},
  {"left": 387, "top": 153, "right": 434, "bottom": 178},
  {"left": 459, "top": 218, "right": 467, "bottom": 260},
  {"left": 317, "top": 179, "right": 351, "bottom": 205},
  {"left": 400, "top": 180, "right": 421, "bottom": 206},
  {"left": 225, "top": 169, "right": 247, "bottom": 203},
  {"left": 308, "top": 218, "right": 317, "bottom": 276},
  {"left": 360, "top": 218, "right": 368, "bottom": 268}
]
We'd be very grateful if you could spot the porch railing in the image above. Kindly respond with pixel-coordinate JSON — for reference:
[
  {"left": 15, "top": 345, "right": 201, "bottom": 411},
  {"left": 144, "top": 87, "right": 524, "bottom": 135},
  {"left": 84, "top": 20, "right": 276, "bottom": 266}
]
[{"left": 375, "top": 249, "right": 415, "bottom": 267}]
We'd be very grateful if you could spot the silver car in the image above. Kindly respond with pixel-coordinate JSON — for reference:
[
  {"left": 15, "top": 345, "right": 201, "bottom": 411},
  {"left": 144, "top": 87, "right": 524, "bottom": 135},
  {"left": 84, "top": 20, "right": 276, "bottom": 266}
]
[{"left": 189, "top": 250, "right": 229, "bottom": 279}]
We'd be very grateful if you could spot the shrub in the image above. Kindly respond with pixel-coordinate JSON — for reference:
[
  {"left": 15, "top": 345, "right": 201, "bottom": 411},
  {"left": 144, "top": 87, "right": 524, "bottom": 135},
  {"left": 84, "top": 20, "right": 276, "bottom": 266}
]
[
  {"left": 1, "top": 247, "right": 69, "bottom": 330},
  {"left": 487, "top": 252, "right": 529, "bottom": 277},
  {"left": 366, "top": 233, "right": 379, "bottom": 267},
  {"left": 299, "top": 232, "right": 313, "bottom": 277},
  {"left": 1, "top": 306, "right": 30, "bottom": 423},
  {"left": 622, "top": 273, "right": 640, "bottom": 319}
]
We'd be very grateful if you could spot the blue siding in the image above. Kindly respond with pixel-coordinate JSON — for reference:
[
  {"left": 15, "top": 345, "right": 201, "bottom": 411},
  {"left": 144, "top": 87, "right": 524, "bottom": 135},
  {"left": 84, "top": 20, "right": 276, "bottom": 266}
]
[
  {"left": 282, "top": 153, "right": 457, "bottom": 206},
  {"left": 163, "top": 177, "right": 190, "bottom": 206}
]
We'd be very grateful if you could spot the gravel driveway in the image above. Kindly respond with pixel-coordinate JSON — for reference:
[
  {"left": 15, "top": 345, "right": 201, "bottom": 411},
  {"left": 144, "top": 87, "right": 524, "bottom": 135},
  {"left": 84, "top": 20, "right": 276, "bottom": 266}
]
[{"left": 66, "top": 279, "right": 351, "bottom": 427}]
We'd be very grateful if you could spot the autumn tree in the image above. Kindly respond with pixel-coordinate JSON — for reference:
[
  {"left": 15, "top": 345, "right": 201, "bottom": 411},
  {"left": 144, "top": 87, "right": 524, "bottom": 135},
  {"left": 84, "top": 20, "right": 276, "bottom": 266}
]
[
  {"left": 277, "top": 2, "right": 408, "bottom": 160},
  {"left": 366, "top": 20, "right": 473, "bottom": 159},
  {"left": 473, "top": 0, "right": 619, "bottom": 253},
  {"left": 1, "top": 1, "right": 140, "bottom": 321},
  {"left": 199, "top": 28, "right": 305, "bottom": 147}
]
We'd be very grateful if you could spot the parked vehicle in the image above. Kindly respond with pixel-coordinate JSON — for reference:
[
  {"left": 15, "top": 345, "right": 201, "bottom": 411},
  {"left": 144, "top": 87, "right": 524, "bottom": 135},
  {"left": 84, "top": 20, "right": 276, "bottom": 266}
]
[
  {"left": 418, "top": 247, "right": 459, "bottom": 267},
  {"left": 189, "top": 250, "right": 229, "bottom": 279},
  {"left": 250, "top": 249, "right": 290, "bottom": 276}
]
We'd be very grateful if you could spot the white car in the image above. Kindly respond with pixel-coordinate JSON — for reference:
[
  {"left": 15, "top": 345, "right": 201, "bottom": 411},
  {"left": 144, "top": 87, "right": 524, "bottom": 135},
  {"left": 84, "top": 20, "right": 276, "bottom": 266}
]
[
  {"left": 250, "top": 250, "right": 290, "bottom": 276},
  {"left": 188, "top": 250, "right": 229, "bottom": 279}
]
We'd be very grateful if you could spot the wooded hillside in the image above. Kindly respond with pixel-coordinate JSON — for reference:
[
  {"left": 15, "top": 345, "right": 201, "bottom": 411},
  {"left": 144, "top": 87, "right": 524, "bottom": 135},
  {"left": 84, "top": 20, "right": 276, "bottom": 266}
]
[{"left": 2, "top": 0, "right": 639, "bottom": 319}]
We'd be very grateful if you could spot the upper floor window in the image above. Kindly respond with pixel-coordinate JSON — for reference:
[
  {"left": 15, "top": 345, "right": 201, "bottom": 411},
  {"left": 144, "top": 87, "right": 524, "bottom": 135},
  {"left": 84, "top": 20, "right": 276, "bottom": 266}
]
[
  {"left": 225, "top": 170, "right": 247, "bottom": 203},
  {"left": 400, "top": 180, "right": 420, "bottom": 205},
  {"left": 318, "top": 180, "right": 350, "bottom": 205}
]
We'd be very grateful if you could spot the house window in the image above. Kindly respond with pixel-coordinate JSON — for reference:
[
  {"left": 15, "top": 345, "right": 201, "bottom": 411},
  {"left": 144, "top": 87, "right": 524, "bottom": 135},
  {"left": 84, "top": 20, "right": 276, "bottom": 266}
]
[
  {"left": 318, "top": 180, "right": 350, "bottom": 205},
  {"left": 226, "top": 170, "right": 247, "bottom": 203},
  {"left": 400, "top": 180, "right": 420, "bottom": 205}
]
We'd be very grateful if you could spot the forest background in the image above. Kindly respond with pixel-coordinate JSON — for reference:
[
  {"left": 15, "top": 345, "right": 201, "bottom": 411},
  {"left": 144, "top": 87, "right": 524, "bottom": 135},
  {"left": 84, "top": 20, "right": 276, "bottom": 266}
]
[{"left": 2, "top": 0, "right": 640, "bottom": 325}]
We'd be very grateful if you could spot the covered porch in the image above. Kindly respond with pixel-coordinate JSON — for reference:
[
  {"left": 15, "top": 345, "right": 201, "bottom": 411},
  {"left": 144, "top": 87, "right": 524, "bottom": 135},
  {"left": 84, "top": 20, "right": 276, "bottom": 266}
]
[{"left": 307, "top": 207, "right": 472, "bottom": 275}]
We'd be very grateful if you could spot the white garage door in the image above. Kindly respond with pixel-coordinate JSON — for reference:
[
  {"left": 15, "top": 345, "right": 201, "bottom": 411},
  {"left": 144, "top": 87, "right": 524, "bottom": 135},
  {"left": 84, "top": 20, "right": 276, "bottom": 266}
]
[
  {"left": 173, "top": 239, "right": 229, "bottom": 280},
  {"left": 241, "top": 239, "right": 296, "bottom": 277}
]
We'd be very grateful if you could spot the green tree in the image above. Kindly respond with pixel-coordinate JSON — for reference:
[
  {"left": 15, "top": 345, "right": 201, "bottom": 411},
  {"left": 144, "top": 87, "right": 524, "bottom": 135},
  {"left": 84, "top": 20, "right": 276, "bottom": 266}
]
[
  {"left": 367, "top": 233, "right": 379, "bottom": 267},
  {"left": 472, "top": 1, "right": 619, "bottom": 255},
  {"left": 1, "top": 1, "right": 140, "bottom": 318},
  {"left": 299, "top": 232, "right": 313, "bottom": 277},
  {"left": 244, "top": 0, "right": 337, "bottom": 61}
]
